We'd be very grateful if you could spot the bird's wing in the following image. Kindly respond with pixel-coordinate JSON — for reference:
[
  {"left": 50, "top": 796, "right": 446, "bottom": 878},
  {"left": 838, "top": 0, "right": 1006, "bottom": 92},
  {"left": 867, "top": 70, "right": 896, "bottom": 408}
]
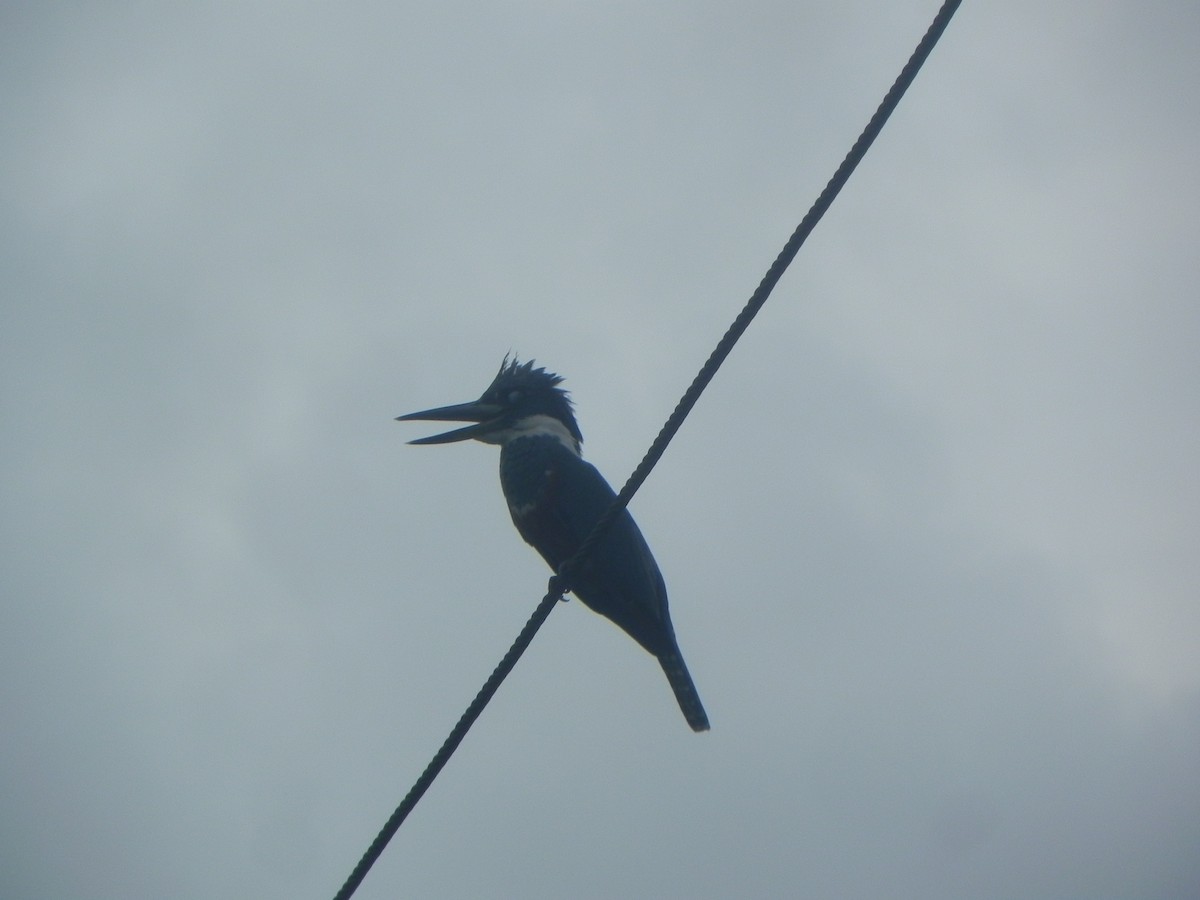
[{"left": 511, "top": 448, "right": 676, "bottom": 657}]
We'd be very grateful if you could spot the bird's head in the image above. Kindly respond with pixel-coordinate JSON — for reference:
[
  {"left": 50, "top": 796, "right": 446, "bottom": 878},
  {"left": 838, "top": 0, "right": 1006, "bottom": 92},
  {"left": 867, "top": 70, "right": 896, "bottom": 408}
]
[{"left": 396, "top": 356, "right": 582, "bottom": 453}]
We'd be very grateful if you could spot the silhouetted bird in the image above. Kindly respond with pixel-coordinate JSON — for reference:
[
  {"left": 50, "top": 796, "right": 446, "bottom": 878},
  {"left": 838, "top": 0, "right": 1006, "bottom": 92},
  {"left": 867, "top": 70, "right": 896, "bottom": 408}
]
[{"left": 398, "top": 357, "right": 709, "bottom": 731}]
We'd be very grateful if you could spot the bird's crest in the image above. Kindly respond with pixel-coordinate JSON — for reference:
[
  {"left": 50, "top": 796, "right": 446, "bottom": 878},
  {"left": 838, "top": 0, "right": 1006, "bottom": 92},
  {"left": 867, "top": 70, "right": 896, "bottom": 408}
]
[{"left": 481, "top": 355, "right": 581, "bottom": 445}]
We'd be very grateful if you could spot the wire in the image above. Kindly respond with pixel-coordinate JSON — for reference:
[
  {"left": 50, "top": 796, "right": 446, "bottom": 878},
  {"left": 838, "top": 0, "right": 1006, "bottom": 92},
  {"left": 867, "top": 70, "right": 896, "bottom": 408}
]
[
  {"left": 572, "top": 0, "right": 964, "bottom": 564},
  {"left": 332, "top": 581, "right": 563, "bottom": 900},
  {"left": 332, "top": 2, "right": 961, "bottom": 896}
]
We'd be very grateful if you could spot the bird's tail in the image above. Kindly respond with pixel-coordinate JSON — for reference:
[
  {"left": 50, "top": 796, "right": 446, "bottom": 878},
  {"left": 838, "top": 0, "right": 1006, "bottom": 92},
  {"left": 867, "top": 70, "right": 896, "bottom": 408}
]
[{"left": 659, "top": 650, "right": 710, "bottom": 732}]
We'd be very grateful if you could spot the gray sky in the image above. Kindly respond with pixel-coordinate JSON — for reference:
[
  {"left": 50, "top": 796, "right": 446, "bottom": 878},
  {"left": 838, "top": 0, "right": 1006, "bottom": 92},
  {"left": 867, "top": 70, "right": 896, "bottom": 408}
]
[{"left": 3, "top": 2, "right": 1198, "bottom": 898}]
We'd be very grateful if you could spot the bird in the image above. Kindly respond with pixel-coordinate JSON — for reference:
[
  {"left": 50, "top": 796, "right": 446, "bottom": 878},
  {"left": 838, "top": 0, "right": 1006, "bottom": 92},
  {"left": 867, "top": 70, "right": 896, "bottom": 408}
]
[{"left": 396, "top": 356, "right": 709, "bottom": 732}]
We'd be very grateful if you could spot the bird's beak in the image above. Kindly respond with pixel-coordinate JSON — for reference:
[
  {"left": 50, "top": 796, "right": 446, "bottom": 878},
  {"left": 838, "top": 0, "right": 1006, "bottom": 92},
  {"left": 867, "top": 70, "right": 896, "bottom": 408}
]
[{"left": 395, "top": 400, "right": 506, "bottom": 444}]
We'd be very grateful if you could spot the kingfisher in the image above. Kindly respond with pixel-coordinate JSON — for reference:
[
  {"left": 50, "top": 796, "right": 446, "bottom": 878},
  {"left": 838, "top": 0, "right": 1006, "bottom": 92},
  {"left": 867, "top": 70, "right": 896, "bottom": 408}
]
[{"left": 397, "top": 356, "right": 709, "bottom": 732}]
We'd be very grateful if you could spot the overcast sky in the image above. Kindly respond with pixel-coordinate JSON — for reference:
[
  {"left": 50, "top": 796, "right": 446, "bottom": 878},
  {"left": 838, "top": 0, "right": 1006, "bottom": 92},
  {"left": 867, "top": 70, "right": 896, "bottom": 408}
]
[{"left": 2, "top": 2, "right": 1198, "bottom": 898}]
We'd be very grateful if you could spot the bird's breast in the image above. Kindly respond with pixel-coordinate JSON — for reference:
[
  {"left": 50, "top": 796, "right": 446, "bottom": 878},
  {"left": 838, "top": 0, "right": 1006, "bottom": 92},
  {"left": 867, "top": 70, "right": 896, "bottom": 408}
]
[{"left": 499, "top": 436, "right": 564, "bottom": 513}]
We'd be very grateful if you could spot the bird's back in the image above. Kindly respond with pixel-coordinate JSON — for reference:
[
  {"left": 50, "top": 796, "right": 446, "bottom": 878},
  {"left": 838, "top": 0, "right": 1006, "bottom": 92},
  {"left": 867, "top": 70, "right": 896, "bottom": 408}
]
[{"left": 499, "top": 435, "right": 678, "bottom": 658}]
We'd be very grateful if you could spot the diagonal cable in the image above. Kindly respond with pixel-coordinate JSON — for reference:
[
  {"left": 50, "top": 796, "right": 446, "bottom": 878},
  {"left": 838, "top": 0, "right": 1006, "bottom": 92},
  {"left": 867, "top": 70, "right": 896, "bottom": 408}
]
[
  {"left": 333, "top": 2, "right": 961, "bottom": 896},
  {"left": 332, "top": 584, "right": 562, "bottom": 900},
  {"left": 568, "top": 0, "right": 963, "bottom": 570}
]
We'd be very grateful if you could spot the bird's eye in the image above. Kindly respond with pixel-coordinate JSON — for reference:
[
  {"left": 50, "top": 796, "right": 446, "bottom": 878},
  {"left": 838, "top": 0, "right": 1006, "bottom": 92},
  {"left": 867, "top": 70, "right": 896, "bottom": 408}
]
[{"left": 508, "top": 390, "right": 523, "bottom": 404}]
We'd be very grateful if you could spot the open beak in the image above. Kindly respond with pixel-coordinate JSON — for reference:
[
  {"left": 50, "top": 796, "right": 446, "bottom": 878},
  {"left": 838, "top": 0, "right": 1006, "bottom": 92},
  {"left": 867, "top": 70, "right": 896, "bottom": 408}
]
[{"left": 394, "top": 400, "right": 506, "bottom": 445}]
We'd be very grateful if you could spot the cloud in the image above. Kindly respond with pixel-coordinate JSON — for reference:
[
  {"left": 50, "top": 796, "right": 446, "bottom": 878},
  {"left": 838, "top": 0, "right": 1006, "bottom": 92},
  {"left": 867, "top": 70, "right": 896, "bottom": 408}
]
[{"left": 2, "top": 2, "right": 1196, "bottom": 898}]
